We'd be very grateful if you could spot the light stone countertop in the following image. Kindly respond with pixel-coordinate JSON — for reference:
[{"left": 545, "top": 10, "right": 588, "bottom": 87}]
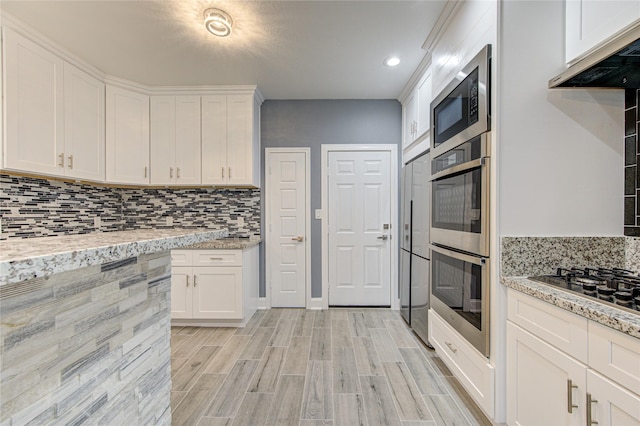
[
  {"left": 180, "top": 236, "right": 262, "bottom": 250},
  {"left": 0, "top": 228, "right": 229, "bottom": 287},
  {"left": 502, "top": 276, "right": 640, "bottom": 339}
]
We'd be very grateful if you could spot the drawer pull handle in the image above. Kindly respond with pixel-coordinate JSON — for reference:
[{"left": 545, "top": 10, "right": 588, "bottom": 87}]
[
  {"left": 193, "top": 275, "right": 197, "bottom": 287},
  {"left": 68, "top": 155, "right": 73, "bottom": 169},
  {"left": 210, "top": 257, "right": 224, "bottom": 260},
  {"left": 58, "top": 153, "right": 64, "bottom": 168},
  {"left": 445, "top": 341, "right": 457, "bottom": 353},
  {"left": 586, "top": 393, "right": 598, "bottom": 425},
  {"left": 186, "top": 275, "right": 190, "bottom": 287},
  {"left": 170, "top": 167, "right": 174, "bottom": 178},
  {"left": 222, "top": 166, "right": 224, "bottom": 178},
  {"left": 177, "top": 167, "right": 181, "bottom": 178},
  {"left": 567, "top": 379, "right": 578, "bottom": 413}
]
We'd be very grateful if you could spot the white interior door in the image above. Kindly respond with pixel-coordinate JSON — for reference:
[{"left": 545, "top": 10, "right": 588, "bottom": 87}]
[
  {"left": 267, "top": 150, "right": 309, "bottom": 307},
  {"left": 328, "top": 150, "right": 392, "bottom": 306}
]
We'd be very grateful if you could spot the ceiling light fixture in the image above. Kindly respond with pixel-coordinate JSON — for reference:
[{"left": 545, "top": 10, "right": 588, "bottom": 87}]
[
  {"left": 384, "top": 56, "right": 401, "bottom": 67},
  {"left": 204, "top": 8, "right": 233, "bottom": 37}
]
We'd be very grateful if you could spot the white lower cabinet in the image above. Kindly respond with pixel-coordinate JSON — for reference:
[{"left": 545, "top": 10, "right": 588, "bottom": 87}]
[
  {"left": 506, "top": 289, "right": 640, "bottom": 426},
  {"left": 170, "top": 247, "right": 258, "bottom": 326},
  {"left": 429, "top": 309, "right": 495, "bottom": 418},
  {"left": 506, "top": 321, "right": 586, "bottom": 426}
]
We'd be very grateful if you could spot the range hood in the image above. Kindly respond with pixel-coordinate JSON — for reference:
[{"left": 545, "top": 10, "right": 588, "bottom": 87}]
[{"left": 549, "top": 26, "right": 640, "bottom": 88}]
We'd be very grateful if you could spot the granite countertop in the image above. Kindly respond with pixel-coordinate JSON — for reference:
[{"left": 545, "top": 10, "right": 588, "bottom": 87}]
[
  {"left": 181, "top": 236, "right": 262, "bottom": 250},
  {"left": 0, "top": 228, "right": 229, "bottom": 287},
  {"left": 502, "top": 276, "right": 640, "bottom": 339}
]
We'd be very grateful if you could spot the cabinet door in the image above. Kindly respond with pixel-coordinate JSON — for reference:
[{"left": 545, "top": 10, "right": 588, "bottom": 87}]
[
  {"left": 63, "top": 62, "right": 105, "bottom": 182},
  {"left": 226, "top": 95, "right": 254, "bottom": 186},
  {"left": 403, "top": 91, "right": 417, "bottom": 149},
  {"left": 106, "top": 85, "right": 150, "bottom": 184},
  {"left": 416, "top": 71, "right": 432, "bottom": 140},
  {"left": 506, "top": 322, "right": 586, "bottom": 426},
  {"left": 3, "top": 27, "right": 64, "bottom": 176},
  {"left": 201, "top": 95, "right": 227, "bottom": 185},
  {"left": 171, "top": 266, "right": 193, "bottom": 319},
  {"left": 193, "top": 267, "right": 243, "bottom": 319},
  {"left": 150, "top": 96, "right": 176, "bottom": 185},
  {"left": 566, "top": 0, "right": 640, "bottom": 63},
  {"left": 175, "top": 96, "right": 202, "bottom": 185},
  {"left": 587, "top": 370, "right": 640, "bottom": 425}
]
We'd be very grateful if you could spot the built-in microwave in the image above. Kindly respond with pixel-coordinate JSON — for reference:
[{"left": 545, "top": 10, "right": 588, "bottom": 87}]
[
  {"left": 431, "top": 45, "right": 491, "bottom": 158},
  {"left": 430, "top": 133, "right": 490, "bottom": 257},
  {"left": 430, "top": 243, "right": 489, "bottom": 356}
]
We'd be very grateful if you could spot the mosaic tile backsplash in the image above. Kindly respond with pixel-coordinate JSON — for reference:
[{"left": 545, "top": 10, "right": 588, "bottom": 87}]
[
  {"left": 624, "top": 88, "right": 639, "bottom": 236},
  {"left": 0, "top": 174, "right": 261, "bottom": 240}
]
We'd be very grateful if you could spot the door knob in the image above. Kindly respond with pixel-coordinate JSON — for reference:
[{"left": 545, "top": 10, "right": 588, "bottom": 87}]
[
  {"left": 377, "top": 235, "right": 388, "bottom": 240},
  {"left": 291, "top": 236, "right": 304, "bottom": 242}
]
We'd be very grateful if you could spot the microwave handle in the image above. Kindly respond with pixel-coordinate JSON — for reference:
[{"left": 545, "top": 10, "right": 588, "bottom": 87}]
[{"left": 430, "top": 157, "right": 486, "bottom": 181}]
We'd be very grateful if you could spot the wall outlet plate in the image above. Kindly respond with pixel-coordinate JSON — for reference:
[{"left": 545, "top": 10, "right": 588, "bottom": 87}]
[{"left": 315, "top": 209, "right": 322, "bottom": 220}]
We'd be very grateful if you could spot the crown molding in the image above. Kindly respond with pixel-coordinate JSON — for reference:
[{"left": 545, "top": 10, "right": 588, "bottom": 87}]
[
  {"left": 398, "top": 53, "right": 432, "bottom": 103},
  {"left": 1, "top": 12, "right": 105, "bottom": 81},
  {"left": 2, "top": 12, "right": 264, "bottom": 100},
  {"left": 421, "top": 0, "right": 465, "bottom": 53}
]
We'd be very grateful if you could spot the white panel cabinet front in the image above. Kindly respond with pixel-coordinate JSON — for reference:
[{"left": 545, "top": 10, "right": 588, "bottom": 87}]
[
  {"left": 202, "top": 94, "right": 259, "bottom": 187},
  {"left": 105, "top": 85, "right": 150, "bottom": 185},
  {"left": 565, "top": 0, "right": 640, "bottom": 64},
  {"left": 3, "top": 27, "right": 64, "bottom": 176},
  {"left": 171, "top": 247, "right": 258, "bottom": 325},
  {"left": 63, "top": 62, "right": 105, "bottom": 182},
  {"left": 193, "top": 266, "right": 243, "bottom": 319},
  {"left": 587, "top": 369, "right": 640, "bottom": 425},
  {"left": 506, "top": 321, "right": 586, "bottom": 426},
  {"left": 150, "top": 95, "right": 201, "bottom": 185}
]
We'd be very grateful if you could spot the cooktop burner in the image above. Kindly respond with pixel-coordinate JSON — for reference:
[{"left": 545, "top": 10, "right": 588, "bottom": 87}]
[{"left": 529, "top": 267, "right": 640, "bottom": 314}]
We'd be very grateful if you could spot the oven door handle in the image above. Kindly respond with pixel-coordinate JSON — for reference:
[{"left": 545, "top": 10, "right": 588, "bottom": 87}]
[
  {"left": 429, "top": 244, "right": 487, "bottom": 265},
  {"left": 430, "top": 157, "right": 486, "bottom": 181}
]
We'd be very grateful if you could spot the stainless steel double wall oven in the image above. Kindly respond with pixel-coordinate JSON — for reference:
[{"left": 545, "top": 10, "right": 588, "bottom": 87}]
[{"left": 429, "top": 45, "right": 492, "bottom": 357}]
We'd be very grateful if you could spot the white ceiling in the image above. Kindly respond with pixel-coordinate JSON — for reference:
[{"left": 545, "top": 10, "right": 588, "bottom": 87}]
[{"left": 0, "top": 0, "right": 446, "bottom": 100}]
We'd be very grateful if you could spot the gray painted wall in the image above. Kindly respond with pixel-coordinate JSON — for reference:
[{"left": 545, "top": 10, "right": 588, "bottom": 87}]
[{"left": 259, "top": 99, "right": 402, "bottom": 299}]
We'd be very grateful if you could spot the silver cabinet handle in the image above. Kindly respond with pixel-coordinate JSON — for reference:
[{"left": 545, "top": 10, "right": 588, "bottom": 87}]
[
  {"left": 228, "top": 167, "right": 231, "bottom": 179},
  {"left": 445, "top": 341, "right": 457, "bottom": 353},
  {"left": 68, "top": 155, "right": 73, "bottom": 169},
  {"left": 170, "top": 167, "right": 174, "bottom": 178},
  {"left": 567, "top": 379, "right": 578, "bottom": 414},
  {"left": 186, "top": 275, "right": 190, "bottom": 287},
  {"left": 586, "top": 393, "right": 598, "bottom": 425},
  {"left": 177, "top": 167, "right": 181, "bottom": 178},
  {"left": 58, "top": 153, "right": 64, "bottom": 168},
  {"left": 377, "top": 235, "right": 388, "bottom": 240},
  {"left": 291, "top": 236, "right": 303, "bottom": 242},
  {"left": 193, "top": 275, "right": 197, "bottom": 287},
  {"left": 222, "top": 166, "right": 224, "bottom": 178},
  {"left": 210, "top": 257, "right": 224, "bottom": 260},
  {"left": 144, "top": 166, "right": 148, "bottom": 178}
]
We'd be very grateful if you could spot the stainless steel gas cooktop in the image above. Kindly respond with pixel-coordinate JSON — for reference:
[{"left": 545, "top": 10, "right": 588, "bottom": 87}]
[{"left": 529, "top": 267, "right": 640, "bottom": 313}]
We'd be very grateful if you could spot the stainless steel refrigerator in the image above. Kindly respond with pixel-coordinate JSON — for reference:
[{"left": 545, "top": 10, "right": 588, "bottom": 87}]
[{"left": 399, "top": 152, "right": 431, "bottom": 347}]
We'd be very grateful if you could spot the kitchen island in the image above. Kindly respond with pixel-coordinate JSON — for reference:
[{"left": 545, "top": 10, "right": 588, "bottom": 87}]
[{"left": 0, "top": 228, "right": 227, "bottom": 425}]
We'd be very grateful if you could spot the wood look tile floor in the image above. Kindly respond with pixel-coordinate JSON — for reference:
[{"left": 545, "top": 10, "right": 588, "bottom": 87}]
[{"left": 170, "top": 309, "right": 492, "bottom": 426}]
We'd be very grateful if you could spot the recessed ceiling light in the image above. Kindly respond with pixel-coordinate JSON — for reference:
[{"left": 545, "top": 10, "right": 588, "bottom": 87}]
[
  {"left": 384, "top": 57, "right": 401, "bottom": 67},
  {"left": 204, "top": 8, "right": 233, "bottom": 37}
]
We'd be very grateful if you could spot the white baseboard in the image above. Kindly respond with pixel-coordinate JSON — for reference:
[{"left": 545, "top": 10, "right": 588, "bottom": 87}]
[
  {"left": 308, "top": 297, "right": 324, "bottom": 310},
  {"left": 257, "top": 297, "right": 269, "bottom": 310}
]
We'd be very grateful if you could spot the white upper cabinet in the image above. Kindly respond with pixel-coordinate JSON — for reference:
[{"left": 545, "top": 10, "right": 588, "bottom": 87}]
[
  {"left": 63, "top": 62, "right": 105, "bottom": 182},
  {"left": 202, "top": 94, "right": 259, "bottom": 187},
  {"left": 566, "top": 0, "right": 640, "bottom": 64},
  {"left": 3, "top": 27, "right": 104, "bottom": 181},
  {"left": 3, "top": 27, "right": 64, "bottom": 176},
  {"left": 106, "top": 85, "right": 150, "bottom": 185},
  {"left": 402, "top": 67, "right": 432, "bottom": 151},
  {"left": 150, "top": 96, "right": 201, "bottom": 185}
]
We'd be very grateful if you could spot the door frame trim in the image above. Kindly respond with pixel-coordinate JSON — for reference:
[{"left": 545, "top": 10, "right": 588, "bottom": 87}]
[
  {"left": 265, "top": 147, "right": 311, "bottom": 309},
  {"left": 320, "top": 144, "right": 399, "bottom": 310}
]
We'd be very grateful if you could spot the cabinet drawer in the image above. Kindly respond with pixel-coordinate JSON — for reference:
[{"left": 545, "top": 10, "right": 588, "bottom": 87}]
[
  {"left": 429, "top": 309, "right": 495, "bottom": 418},
  {"left": 192, "top": 250, "right": 242, "bottom": 267},
  {"left": 588, "top": 321, "right": 640, "bottom": 395},
  {"left": 507, "top": 288, "right": 588, "bottom": 363},
  {"left": 171, "top": 250, "right": 193, "bottom": 266}
]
